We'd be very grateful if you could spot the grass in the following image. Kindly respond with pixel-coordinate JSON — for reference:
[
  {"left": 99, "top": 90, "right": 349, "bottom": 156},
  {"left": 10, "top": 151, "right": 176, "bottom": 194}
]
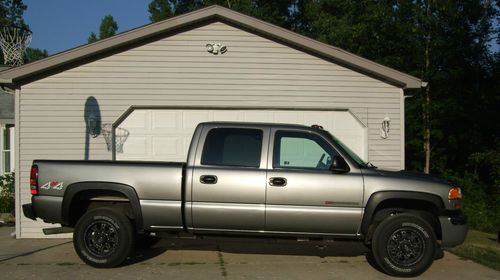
[{"left": 447, "top": 230, "right": 500, "bottom": 271}]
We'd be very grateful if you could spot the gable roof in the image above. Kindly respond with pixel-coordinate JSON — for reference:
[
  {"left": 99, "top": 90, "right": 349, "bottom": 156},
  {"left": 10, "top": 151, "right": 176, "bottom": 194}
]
[{"left": 0, "top": 5, "right": 424, "bottom": 89}]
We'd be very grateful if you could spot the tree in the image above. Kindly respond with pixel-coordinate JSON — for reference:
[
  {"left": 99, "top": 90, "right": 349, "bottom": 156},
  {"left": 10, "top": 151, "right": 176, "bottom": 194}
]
[
  {"left": 147, "top": 0, "right": 295, "bottom": 27},
  {"left": 0, "top": 0, "right": 28, "bottom": 28},
  {"left": 88, "top": 14, "right": 118, "bottom": 43},
  {"left": 148, "top": 0, "right": 173, "bottom": 22},
  {"left": 99, "top": 15, "right": 118, "bottom": 39},
  {"left": 24, "top": 47, "right": 48, "bottom": 63},
  {"left": 87, "top": 32, "right": 98, "bottom": 43}
]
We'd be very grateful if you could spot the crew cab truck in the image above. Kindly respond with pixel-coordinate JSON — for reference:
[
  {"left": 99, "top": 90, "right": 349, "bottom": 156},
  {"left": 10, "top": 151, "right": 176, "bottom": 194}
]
[{"left": 23, "top": 122, "right": 467, "bottom": 277}]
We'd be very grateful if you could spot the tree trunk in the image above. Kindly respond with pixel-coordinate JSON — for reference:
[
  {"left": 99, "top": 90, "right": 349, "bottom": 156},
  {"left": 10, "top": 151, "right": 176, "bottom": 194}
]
[
  {"left": 423, "top": 1, "right": 432, "bottom": 174},
  {"left": 423, "top": 83, "right": 431, "bottom": 174}
]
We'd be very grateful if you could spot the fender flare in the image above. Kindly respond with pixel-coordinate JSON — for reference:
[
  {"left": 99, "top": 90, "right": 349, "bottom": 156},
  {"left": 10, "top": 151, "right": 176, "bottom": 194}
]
[
  {"left": 361, "top": 191, "right": 445, "bottom": 235},
  {"left": 62, "top": 182, "right": 143, "bottom": 232}
]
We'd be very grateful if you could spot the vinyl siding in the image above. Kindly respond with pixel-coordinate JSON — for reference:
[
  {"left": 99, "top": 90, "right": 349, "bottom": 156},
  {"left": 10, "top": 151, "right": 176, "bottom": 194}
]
[{"left": 17, "top": 22, "right": 402, "bottom": 238}]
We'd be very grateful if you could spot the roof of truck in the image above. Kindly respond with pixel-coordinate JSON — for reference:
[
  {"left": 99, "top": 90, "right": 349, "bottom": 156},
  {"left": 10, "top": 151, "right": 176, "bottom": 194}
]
[{"left": 200, "top": 121, "right": 319, "bottom": 130}]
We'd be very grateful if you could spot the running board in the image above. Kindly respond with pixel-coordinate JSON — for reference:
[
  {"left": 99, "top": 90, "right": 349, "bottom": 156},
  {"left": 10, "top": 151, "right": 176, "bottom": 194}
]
[{"left": 43, "top": 227, "right": 74, "bottom": 235}]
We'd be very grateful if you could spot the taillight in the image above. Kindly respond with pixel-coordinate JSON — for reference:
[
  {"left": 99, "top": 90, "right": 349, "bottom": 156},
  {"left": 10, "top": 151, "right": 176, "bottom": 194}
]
[{"left": 30, "top": 165, "right": 39, "bottom": 195}]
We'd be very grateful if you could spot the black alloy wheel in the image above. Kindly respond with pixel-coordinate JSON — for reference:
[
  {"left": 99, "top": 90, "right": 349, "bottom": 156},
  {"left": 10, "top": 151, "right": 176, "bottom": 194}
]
[
  {"left": 386, "top": 227, "right": 426, "bottom": 267},
  {"left": 84, "top": 219, "right": 120, "bottom": 258},
  {"left": 73, "top": 207, "right": 135, "bottom": 268},
  {"left": 371, "top": 213, "right": 437, "bottom": 277}
]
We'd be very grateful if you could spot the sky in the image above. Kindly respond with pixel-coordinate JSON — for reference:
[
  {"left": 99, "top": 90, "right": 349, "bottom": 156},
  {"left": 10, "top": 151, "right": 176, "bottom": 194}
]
[{"left": 24, "top": 0, "right": 152, "bottom": 55}]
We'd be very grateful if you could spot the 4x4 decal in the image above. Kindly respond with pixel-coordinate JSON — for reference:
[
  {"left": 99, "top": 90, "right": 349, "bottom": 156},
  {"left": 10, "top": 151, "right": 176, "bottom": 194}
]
[{"left": 40, "top": 181, "right": 64, "bottom": 191}]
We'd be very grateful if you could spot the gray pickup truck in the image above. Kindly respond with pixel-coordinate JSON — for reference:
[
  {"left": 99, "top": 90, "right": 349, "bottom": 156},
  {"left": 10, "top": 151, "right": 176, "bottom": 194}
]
[{"left": 23, "top": 122, "right": 466, "bottom": 276}]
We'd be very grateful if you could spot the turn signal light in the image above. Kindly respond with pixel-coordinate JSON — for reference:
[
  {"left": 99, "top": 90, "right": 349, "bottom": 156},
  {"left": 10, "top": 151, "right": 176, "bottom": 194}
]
[
  {"left": 448, "top": 187, "right": 462, "bottom": 200},
  {"left": 30, "top": 165, "right": 39, "bottom": 195}
]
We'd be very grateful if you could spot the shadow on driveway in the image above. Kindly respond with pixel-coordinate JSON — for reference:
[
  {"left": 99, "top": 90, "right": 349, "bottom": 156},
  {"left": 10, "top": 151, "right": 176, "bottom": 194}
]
[{"left": 125, "top": 235, "right": 371, "bottom": 265}]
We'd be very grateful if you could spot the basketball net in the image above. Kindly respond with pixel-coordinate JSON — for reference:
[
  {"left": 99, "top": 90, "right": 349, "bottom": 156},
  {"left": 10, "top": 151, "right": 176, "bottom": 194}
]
[
  {"left": 0, "top": 26, "right": 32, "bottom": 66},
  {"left": 101, "top": 124, "right": 130, "bottom": 154}
]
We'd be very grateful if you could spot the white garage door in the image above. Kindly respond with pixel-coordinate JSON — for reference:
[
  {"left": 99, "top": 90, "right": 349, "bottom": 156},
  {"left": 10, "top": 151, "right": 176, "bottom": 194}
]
[{"left": 116, "top": 109, "right": 367, "bottom": 162}]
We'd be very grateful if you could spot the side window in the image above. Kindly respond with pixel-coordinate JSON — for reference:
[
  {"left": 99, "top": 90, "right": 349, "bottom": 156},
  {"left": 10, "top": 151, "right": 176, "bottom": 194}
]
[
  {"left": 273, "top": 130, "right": 335, "bottom": 170},
  {"left": 201, "top": 128, "right": 263, "bottom": 168}
]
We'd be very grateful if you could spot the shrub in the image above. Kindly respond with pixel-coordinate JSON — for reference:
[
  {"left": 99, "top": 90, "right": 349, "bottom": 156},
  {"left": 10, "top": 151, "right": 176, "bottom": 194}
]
[
  {"left": 444, "top": 172, "right": 500, "bottom": 233},
  {"left": 0, "top": 172, "right": 14, "bottom": 214}
]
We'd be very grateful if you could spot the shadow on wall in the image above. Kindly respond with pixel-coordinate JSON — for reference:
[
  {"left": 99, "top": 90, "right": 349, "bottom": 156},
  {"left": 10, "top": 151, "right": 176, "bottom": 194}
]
[{"left": 83, "top": 97, "right": 101, "bottom": 160}]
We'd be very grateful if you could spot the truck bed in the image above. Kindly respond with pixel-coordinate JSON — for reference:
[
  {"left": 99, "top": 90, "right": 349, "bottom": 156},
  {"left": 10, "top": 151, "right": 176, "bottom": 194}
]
[{"left": 32, "top": 160, "right": 184, "bottom": 229}]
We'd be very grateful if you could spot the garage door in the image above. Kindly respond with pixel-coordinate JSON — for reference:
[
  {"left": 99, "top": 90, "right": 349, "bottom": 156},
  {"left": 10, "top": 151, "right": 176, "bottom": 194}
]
[{"left": 116, "top": 109, "right": 367, "bottom": 162}]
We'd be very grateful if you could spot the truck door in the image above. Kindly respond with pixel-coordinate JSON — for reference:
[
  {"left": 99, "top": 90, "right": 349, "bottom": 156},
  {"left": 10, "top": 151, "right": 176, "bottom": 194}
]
[
  {"left": 265, "top": 128, "right": 364, "bottom": 235},
  {"left": 190, "top": 125, "right": 269, "bottom": 232}
]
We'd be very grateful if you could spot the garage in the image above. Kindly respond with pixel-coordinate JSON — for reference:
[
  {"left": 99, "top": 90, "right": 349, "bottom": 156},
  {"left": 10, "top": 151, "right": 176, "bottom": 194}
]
[
  {"left": 0, "top": 5, "right": 423, "bottom": 238},
  {"left": 117, "top": 109, "right": 367, "bottom": 162}
]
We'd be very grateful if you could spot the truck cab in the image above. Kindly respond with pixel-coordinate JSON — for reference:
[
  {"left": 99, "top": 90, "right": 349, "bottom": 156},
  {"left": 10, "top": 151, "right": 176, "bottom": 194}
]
[{"left": 185, "top": 122, "right": 364, "bottom": 236}]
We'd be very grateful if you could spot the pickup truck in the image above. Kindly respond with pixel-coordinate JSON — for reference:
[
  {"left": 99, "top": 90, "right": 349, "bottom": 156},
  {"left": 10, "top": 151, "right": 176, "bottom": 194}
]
[{"left": 23, "top": 122, "right": 467, "bottom": 277}]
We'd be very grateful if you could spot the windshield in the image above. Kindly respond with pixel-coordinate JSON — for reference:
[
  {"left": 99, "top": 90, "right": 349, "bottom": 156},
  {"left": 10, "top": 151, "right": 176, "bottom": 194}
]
[{"left": 323, "top": 131, "right": 369, "bottom": 167}]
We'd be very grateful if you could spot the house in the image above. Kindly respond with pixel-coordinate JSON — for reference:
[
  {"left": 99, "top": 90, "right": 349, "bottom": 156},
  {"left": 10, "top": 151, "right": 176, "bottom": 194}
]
[
  {"left": 0, "top": 5, "right": 423, "bottom": 238},
  {"left": 0, "top": 87, "right": 14, "bottom": 176}
]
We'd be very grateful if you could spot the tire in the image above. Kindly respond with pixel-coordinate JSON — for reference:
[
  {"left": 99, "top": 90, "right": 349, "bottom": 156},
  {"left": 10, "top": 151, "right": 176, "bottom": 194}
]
[
  {"left": 73, "top": 207, "right": 135, "bottom": 268},
  {"left": 371, "top": 213, "right": 436, "bottom": 277}
]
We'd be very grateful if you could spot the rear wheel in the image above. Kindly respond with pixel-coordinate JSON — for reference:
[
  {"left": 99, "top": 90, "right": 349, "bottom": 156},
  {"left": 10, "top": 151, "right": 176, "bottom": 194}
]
[
  {"left": 371, "top": 213, "right": 436, "bottom": 277},
  {"left": 73, "top": 207, "right": 135, "bottom": 268}
]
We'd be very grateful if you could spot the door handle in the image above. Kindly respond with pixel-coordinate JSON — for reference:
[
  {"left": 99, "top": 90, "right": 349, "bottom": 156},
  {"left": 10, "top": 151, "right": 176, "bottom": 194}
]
[
  {"left": 200, "top": 175, "right": 218, "bottom": 184},
  {"left": 269, "top": 177, "right": 287, "bottom": 187}
]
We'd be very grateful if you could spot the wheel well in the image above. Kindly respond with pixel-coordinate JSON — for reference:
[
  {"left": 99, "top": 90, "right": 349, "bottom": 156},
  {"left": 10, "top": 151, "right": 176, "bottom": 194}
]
[
  {"left": 365, "top": 199, "right": 442, "bottom": 242},
  {"left": 68, "top": 190, "right": 134, "bottom": 226}
]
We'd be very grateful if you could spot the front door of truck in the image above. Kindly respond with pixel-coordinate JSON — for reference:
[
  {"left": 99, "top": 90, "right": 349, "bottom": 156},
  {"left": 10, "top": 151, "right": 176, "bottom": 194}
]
[
  {"left": 190, "top": 125, "right": 269, "bottom": 232},
  {"left": 265, "top": 128, "right": 364, "bottom": 235}
]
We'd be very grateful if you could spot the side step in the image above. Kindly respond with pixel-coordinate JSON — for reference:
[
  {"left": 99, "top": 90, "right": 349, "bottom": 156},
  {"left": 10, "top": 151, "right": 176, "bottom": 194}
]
[{"left": 43, "top": 226, "right": 74, "bottom": 235}]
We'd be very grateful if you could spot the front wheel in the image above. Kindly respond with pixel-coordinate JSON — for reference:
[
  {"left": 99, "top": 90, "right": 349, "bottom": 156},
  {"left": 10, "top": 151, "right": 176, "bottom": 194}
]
[
  {"left": 371, "top": 213, "right": 436, "bottom": 277},
  {"left": 73, "top": 207, "right": 135, "bottom": 268}
]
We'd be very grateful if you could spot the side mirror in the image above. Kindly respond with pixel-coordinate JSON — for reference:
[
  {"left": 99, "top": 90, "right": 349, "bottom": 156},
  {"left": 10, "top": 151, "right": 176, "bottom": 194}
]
[{"left": 330, "top": 155, "right": 350, "bottom": 173}]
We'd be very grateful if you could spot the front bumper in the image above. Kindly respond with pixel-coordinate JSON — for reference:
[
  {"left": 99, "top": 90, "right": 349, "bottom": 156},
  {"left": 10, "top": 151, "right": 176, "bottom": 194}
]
[
  {"left": 23, "top": 203, "right": 37, "bottom": 220},
  {"left": 439, "top": 210, "right": 467, "bottom": 247}
]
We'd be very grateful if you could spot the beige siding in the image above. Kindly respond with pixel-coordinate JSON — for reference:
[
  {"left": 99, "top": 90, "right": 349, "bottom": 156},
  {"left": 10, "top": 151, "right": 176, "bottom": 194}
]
[{"left": 17, "top": 22, "right": 402, "bottom": 238}]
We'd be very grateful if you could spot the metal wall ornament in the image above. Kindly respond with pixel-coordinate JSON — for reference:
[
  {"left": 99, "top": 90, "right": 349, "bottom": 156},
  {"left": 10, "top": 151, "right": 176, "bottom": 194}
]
[
  {"left": 206, "top": 43, "right": 227, "bottom": 55},
  {"left": 380, "top": 115, "right": 391, "bottom": 139}
]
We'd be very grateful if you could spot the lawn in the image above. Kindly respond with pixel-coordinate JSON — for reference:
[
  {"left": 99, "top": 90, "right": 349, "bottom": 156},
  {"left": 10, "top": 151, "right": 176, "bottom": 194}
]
[{"left": 447, "top": 230, "right": 500, "bottom": 271}]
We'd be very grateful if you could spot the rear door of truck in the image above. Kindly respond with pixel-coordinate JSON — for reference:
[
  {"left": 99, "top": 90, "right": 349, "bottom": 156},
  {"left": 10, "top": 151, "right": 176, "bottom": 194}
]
[{"left": 189, "top": 124, "right": 270, "bottom": 231}]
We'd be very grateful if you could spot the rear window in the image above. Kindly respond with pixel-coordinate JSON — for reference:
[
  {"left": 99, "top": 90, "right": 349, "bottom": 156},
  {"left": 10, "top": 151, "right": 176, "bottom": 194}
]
[{"left": 201, "top": 128, "right": 263, "bottom": 168}]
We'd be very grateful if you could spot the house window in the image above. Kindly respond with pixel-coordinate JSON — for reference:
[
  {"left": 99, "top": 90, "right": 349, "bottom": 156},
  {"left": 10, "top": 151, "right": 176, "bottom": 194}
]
[{"left": 1, "top": 124, "right": 14, "bottom": 174}]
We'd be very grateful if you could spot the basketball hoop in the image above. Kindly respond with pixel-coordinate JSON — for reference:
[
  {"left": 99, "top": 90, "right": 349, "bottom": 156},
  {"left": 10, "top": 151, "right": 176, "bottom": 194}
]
[
  {"left": 101, "top": 124, "right": 130, "bottom": 154},
  {"left": 0, "top": 26, "right": 32, "bottom": 66}
]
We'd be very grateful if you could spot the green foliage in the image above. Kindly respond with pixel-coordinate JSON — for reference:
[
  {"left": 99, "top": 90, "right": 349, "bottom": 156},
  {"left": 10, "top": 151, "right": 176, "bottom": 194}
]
[
  {"left": 99, "top": 15, "right": 118, "bottom": 39},
  {"left": 147, "top": 0, "right": 295, "bottom": 27},
  {"left": 87, "top": 32, "right": 98, "bottom": 44},
  {"left": 0, "top": 172, "right": 14, "bottom": 213},
  {"left": 444, "top": 171, "right": 500, "bottom": 233},
  {"left": 24, "top": 47, "right": 48, "bottom": 63},
  {"left": 148, "top": 0, "right": 173, "bottom": 22},
  {"left": 0, "top": 0, "right": 27, "bottom": 28},
  {"left": 87, "top": 14, "right": 118, "bottom": 43}
]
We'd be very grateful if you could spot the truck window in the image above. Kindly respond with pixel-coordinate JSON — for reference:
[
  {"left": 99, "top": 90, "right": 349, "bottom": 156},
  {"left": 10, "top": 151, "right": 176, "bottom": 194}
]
[
  {"left": 201, "top": 128, "right": 263, "bottom": 168},
  {"left": 273, "top": 130, "right": 336, "bottom": 170}
]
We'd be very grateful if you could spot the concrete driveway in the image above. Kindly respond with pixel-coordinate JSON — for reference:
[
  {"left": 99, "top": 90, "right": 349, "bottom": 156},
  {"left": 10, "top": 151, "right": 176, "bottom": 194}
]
[{"left": 1, "top": 227, "right": 499, "bottom": 280}]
